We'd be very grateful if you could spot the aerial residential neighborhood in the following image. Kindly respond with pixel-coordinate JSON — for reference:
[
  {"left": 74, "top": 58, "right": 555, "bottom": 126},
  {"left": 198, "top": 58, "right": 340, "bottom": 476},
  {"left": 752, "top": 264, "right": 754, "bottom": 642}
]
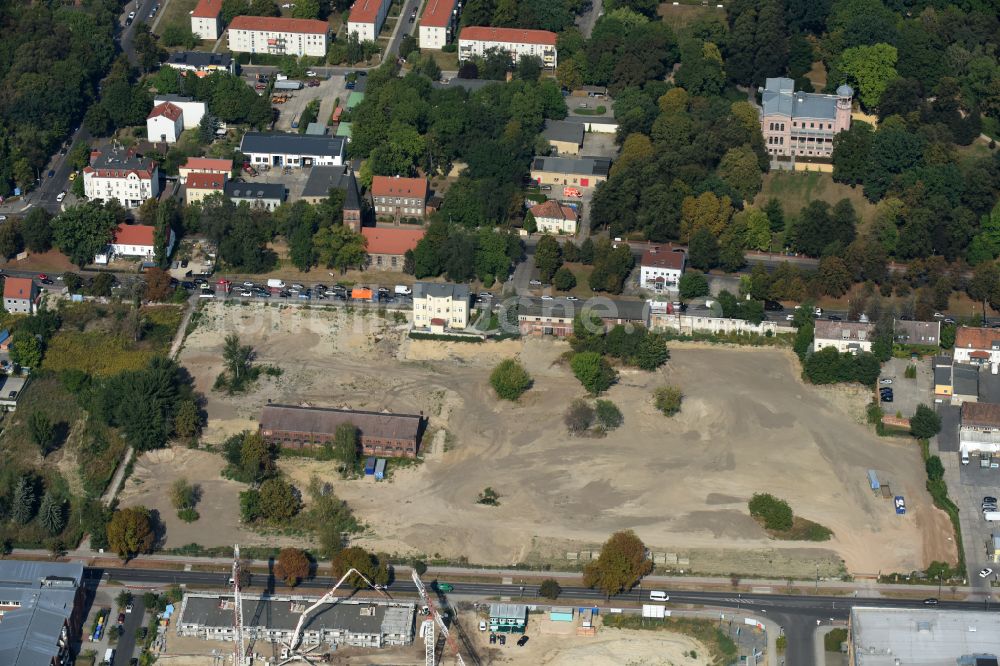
[{"left": 2, "top": 0, "right": 1000, "bottom": 664}]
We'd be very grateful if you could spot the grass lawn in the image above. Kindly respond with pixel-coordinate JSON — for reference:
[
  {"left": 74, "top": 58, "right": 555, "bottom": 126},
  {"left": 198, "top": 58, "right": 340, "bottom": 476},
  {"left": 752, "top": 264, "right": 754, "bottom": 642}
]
[
  {"left": 0, "top": 376, "right": 82, "bottom": 469},
  {"left": 427, "top": 50, "right": 459, "bottom": 72},
  {"left": 154, "top": 0, "right": 199, "bottom": 38},
  {"left": 752, "top": 170, "right": 877, "bottom": 227},
  {"left": 572, "top": 106, "right": 608, "bottom": 115},
  {"left": 657, "top": 2, "right": 726, "bottom": 29}
]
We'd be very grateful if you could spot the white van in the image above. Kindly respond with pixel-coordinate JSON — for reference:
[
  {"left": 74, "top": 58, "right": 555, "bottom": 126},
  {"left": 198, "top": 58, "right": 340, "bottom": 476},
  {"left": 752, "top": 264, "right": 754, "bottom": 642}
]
[
  {"left": 267, "top": 279, "right": 286, "bottom": 289},
  {"left": 649, "top": 591, "right": 668, "bottom": 601},
  {"left": 198, "top": 291, "right": 215, "bottom": 299},
  {"left": 962, "top": 451, "right": 970, "bottom": 465}
]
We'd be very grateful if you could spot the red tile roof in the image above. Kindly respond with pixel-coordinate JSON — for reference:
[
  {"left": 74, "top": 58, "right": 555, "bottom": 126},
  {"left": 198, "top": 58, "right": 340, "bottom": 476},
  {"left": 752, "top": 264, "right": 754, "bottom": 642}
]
[
  {"left": 955, "top": 326, "right": 999, "bottom": 350},
  {"left": 348, "top": 0, "right": 388, "bottom": 24},
  {"left": 191, "top": 0, "right": 222, "bottom": 18},
  {"left": 641, "top": 245, "right": 685, "bottom": 270},
  {"left": 370, "top": 176, "right": 428, "bottom": 200},
  {"left": 529, "top": 200, "right": 577, "bottom": 222},
  {"left": 421, "top": 0, "right": 457, "bottom": 27},
  {"left": 3, "top": 277, "right": 34, "bottom": 301},
  {"left": 185, "top": 172, "right": 227, "bottom": 190},
  {"left": 962, "top": 402, "right": 1000, "bottom": 428},
  {"left": 148, "top": 102, "right": 183, "bottom": 122},
  {"left": 229, "top": 16, "right": 329, "bottom": 34},
  {"left": 362, "top": 227, "right": 425, "bottom": 256},
  {"left": 182, "top": 157, "right": 232, "bottom": 172},
  {"left": 459, "top": 26, "right": 557, "bottom": 46},
  {"left": 113, "top": 224, "right": 156, "bottom": 247}
]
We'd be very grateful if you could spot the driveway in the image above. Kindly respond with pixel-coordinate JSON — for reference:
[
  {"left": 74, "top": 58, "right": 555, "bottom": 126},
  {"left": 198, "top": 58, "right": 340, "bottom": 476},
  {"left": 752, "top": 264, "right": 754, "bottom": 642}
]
[
  {"left": 575, "top": 0, "right": 603, "bottom": 38},
  {"left": 113, "top": 597, "right": 147, "bottom": 666}
]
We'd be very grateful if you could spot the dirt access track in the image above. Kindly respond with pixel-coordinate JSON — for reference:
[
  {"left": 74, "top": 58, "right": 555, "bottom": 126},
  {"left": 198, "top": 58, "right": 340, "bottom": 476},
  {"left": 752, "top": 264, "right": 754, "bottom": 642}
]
[{"left": 166, "top": 302, "right": 953, "bottom": 577}]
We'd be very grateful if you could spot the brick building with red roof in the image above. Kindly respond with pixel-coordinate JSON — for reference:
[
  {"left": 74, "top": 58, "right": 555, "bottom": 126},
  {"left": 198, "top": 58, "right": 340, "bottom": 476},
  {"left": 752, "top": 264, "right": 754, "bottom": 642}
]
[
  {"left": 147, "top": 102, "right": 184, "bottom": 144},
  {"left": 95, "top": 224, "right": 175, "bottom": 265},
  {"left": 371, "top": 176, "right": 429, "bottom": 221},
  {"left": 361, "top": 227, "right": 425, "bottom": 271},
  {"left": 954, "top": 326, "right": 1000, "bottom": 366},
  {"left": 184, "top": 171, "right": 228, "bottom": 205},
  {"left": 228, "top": 16, "right": 329, "bottom": 57}
]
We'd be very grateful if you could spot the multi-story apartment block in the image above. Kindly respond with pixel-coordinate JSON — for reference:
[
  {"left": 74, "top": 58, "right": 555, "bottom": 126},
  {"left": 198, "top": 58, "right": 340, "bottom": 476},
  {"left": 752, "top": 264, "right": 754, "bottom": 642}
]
[
  {"left": 82, "top": 150, "right": 160, "bottom": 209},
  {"left": 759, "top": 77, "right": 853, "bottom": 160},
  {"left": 458, "top": 27, "right": 557, "bottom": 69},
  {"left": 371, "top": 176, "right": 428, "bottom": 221},
  {"left": 228, "top": 16, "right": 329, "bottom": 57},
  {"left": 346, "top": 0, "right": 392, "bottom": 42},
  {"left": 190, "top": 0, "right": 222, "bottom": 40},
  {"left": 419, "top": 0, "right": 459, "bottom": 49}
]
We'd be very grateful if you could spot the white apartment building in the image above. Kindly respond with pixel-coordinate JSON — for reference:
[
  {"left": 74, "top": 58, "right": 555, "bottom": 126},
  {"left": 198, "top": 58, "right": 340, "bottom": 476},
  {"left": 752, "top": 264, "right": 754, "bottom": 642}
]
[
  {"left": 458, "top": 26, "right": 557, "bottom": 68},
  {"left": 419, "top": 0, "right": 458, "bottom": 49},
  {"left": 412, "top": 282, "right": 470, "bottom": 330},
  {"left": 228, "top": 16, "right": 329, "bottom": 57},
  {"left": 346, "top": 0, "right": 392, "bottom": 42},
  {"left": 146, "top": 102, "right": 183, "bottom": 144},
  {"left": 190, "top": 0, "right": 222, "bottom": 40},
  {"left": 153, "top": 94, "right": 206, "bottom": 130},
  {"left": 639, "top": 245, "right": 685, "bottom": 292},
  {"left": 82, "top": 150, "right": 160, "bottom": 209}
]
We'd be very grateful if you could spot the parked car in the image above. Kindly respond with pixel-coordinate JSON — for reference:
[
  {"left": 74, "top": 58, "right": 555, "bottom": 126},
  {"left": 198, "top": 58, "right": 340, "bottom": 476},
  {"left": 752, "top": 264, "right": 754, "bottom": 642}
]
[
  {"left": 529, "top": 279, "right": 542, "bottom": 285},
  {"left": 980, "top": 568, "right": 993, "bottom": 578},
  {"left": 541, "top": 295, "right": 553, "bottom": 300},
  {"left": 785, "top": 313, "right": 795, "bottom": 321},
  {"left": 984, "top": 496, "right": 997, "bottom": 504},
  {"left": 814, "top": 307, "right": 823, "bottom": 316},
  {"left": 933, "top": 312, "right": 945, "bottom": 319},
  {"left": 894, "top": 496, "right": 906, "bottom": 515},
  {"left": 56, "top": 191, "right": 66, "bottom": 202},
  {"left": 827, "top": 314, "right": 842, "bottom": 320},
  {"left": 517, "top": 636, "right": 529, "bottom": 647},
  {"left": 291, "top": 283, "right": 305, "bottom": 290},
  {"left": 240, "top": 290, "right": 253, "bottom": 297},
  {"left": 764, "top": 300, "right": 783, "bottom": 311},
  {"left": 305, "top": 70, "right": 317, "bottom": 76},
  {"left": 125, "top": 604, "right": 133, "bottom": 614},
  {"left": 47, "top": 170, "right": 55, "bottom": 178},
  {"left": 479, "top": 621, "right": 487, "bottom": 631},
  {"left": 879, "top": 378, "right": 893, "bottom": 385},
  {"left": 242, "top": 281, "right": 255, "bottom": 287}
]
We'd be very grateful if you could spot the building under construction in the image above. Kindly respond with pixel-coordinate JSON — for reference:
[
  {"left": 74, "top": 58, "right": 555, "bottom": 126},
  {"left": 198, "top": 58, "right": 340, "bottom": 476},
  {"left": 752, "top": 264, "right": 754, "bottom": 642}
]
[{"left": 176, "top": 593, "right": 415, "bottom": 650}]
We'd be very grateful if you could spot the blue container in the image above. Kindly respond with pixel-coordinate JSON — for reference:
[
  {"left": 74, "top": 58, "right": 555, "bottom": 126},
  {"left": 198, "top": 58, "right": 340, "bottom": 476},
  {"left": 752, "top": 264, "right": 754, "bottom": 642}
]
[{"left": 364, "top": 457, "right": 376, "bottom": 475}]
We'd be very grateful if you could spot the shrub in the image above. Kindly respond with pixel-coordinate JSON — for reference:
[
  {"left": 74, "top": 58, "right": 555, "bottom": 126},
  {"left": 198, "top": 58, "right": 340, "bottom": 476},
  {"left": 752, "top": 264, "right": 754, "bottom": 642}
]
[
  {"left": 489, "top": 358, "right": 532, "bottom": 401},
  {"left": 910, "top": 404, "right": 942, "bottom": 439},
  {"left": 553, "top": 266, "right": 577, "bottom": 291},
  {"left": 594, "top": 399, "right": 623, "bottom": 430},
  {"left": 653, "top": 385, "right": 683, "bottom": 416},
  {"left": 564, "top": 399, "right": 595, "bottom": 433},
  {"left": 477, "top": 487, "right": 500, "bottom": 506},
  {"left": 571, "top": 351, "right": 617, "bottom": 394},
  {"left": 748, "top": 493, "right": 793, "bottom": 531},
  {"left": 177, "top": 508, "right": 199, "bottom": 522},
  {"left": 539, "top": 578, "right": 562, "bottom": 599},
  {"left": 904, "top": 364, "right": 917, "bottom": 379}
]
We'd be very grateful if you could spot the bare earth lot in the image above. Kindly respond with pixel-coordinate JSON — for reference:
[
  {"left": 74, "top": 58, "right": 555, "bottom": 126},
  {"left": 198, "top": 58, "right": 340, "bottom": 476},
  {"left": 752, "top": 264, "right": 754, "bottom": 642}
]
[{"left": 146, "top": 302, "right": 955, "bottom": 575}]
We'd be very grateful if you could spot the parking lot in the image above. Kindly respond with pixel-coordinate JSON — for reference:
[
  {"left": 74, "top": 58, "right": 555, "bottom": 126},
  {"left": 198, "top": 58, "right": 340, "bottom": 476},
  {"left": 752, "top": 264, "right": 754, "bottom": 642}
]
[
  {"left": 956, "top": 461, "right": 1000, "bottom": 590},
  {"left": 200, "top": 278, "right": 412, "bottom": 309},
  {"left": 243, "top": 73, "right": 351, "bottom": 133},
  {"left": 236, "top": 163, "right": 314, "bottom": 199},
  {"left": 581, "top": 132, "right": 618, "bottom": 159},
  {"left": 880, "top": 356, "right": 932, "bottom": 419}
]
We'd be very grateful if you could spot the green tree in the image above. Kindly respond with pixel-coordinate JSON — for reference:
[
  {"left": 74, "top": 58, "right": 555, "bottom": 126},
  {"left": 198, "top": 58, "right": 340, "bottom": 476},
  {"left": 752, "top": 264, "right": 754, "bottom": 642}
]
[
  {"left": 90, "top": 272, "right": 115, "bottom": 297},
  {"left": 564, "top": 398, "right": 595, "bottom": 433},
  {"left": 910, "top": 404, "right": 942, "bottom": 439},
  {"left": 688, "top": 227, "right": 719, "bottom": 270},
  {"left": 539, "top": 578, "right": 562, "bottom": 599},
  {"left": 169, "top": 478, "right": 197, "bottom": 511},
  {"left": 291, "top": 0, "right": 320, "bottom": 18},
  {"left": 28, "top": 411, "right": 57, "bottom": 454},
  {"left": 489, "top": 359, "right": 533, "bottom": 401},
  {"left": 10, "top": 331, "right": 43, "bottom": 369},
  {"left": 571, "top": 352, "right": 617, "bottom": 395},
  {"left": 314, "top": 225, "right": 367, "bottom": 273},
  {"left": 534, "top": 234, "right": 563, "bottom": 283},
  {"left": 653, "top": 385, "right": 682, "bottom": 416},
  {"left": 106, "top": 506, "right": 156, "bottom": 561},
  {"left": 223, "top": 334, "right": 254, "bottom": 384},
  {"left": 52, "top": 204, "right": 118, "bottom": 268},
  {"left": 678, "top": 272, "right": 710, "bottom": 300},
  {"left": 258, "top": 478, "right": 301, "bottom": 521},
  {"left": 743, "top": 208, "right": 772, "bottom": 251},
  {"left": 0, "top": 221, "right": 23, "bottom": 259},
  {"left": 748, "top": 493, "right": 793, "bottom": 531},
  {"left": 583, "top": 529, "right": 653, "bottom": 597},
  {"left": 836, "top": 43, "right": 898, "bottom": 110},
  {"left": 523, "top": 211, "right": 537, "bottom": 234},
  {"left": 227, "top": 431, "right": 276, "bottom": 483},
  {"left": 174, "top": 400, "right": 201, "bottom": 438},
  {"left": 635, "top": 332, "right": 670, "bottom": 370},
  {"left": 331, "top": 546, "right": 389, "bottom": 587},
  {"left": 595, "top": 399, "right": 623, "bottom": 430},
  {"left": 552, "top": 266, "right": 577, "bottom": 291},
  {"left": 21, "top": 209, "right": 53, "bottom": 253},
  {"left": 10, "top": 477, "right": 37, "bottom": 524},
  {"left": 718, "top": 146, "right": 763, "bottom": 202},
  {"left": 38, "top": 493, "right": 66, "bottom": 535},
  {"left": 925, "top": 455, "right": 945, "bottom": 481},
  {"left": 275, "top": 547, "right": 311, "bottom": 586},
  {"left": 333, "top": 423, "right": 358, "bottom": 470}
]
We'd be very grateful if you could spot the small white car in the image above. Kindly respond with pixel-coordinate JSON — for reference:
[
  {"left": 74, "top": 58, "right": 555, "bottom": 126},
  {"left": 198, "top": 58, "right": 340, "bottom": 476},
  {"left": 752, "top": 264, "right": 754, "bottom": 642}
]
[
  {"left": 305, "top": 70, "right": 317, "bottom": 76},
  {"left": 529, "top": 279, "right": 542, "bottom": 285},
  {"left": 786, "top": 313, "right": 795, "bottom": 321},
  {"left": 814, "top": 307, "right": 822, "bottom": 316},
  {"left": 56, "top": 191, "right": 66, "bottom": 202},
  {"left": 479, "top": 620, "right": 487, "bottom": 631},
  {"left": 879, "top": 378, "right": 893, "bottom": 385},
  {"left": 541, "top": 295, "right": 553, "bottom": 300},
  {"left": 980, "top": 568, "right": 993, "bottom": 578}
]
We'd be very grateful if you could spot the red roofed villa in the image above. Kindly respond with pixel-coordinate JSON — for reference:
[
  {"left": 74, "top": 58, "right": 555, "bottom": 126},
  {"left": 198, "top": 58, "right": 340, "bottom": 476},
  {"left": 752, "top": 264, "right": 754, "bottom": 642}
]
[
  {"left": 185, "top": 171, "right": 228, "bottom": 205},
  {"left": 179, "top": 157, "right": 233, "bottom": 180},
  {"left": 458, "top": 26, "right": 558, "bottom": 68},
  {"left": 190, "top": 0, "right": 222, "bottom": 40},
  {"left": 371, "top": 175, "right": 429, "bottom": 221},
  {"left": 3, "top": 278, "right": 38, "bottom": 315},
  {"left": 347, "top": 0, "right": 393, "bottom": 42},
  {"left": 83, "top": 150, "right": 160, "bottom": 209},
  {"left": 361, "top": 227, "right": 425, "bottom": 271},
  {"left": 640, "top": 244, "right": 686, "bottom": 293},
  {"left": 954, "top": 326, "right": 1000, "bottom": 366},
  {"left": 228, "top": 16, "right": 329, "bottom": 57},
  {"left": 528, "top": 200, "right": 578, "bottom": 235},
  {"left": 95, "top": 224, "right": 175, "bottom": 265},
  {"left": 419, "top": 0, "right": 459, "bottom": 49}
]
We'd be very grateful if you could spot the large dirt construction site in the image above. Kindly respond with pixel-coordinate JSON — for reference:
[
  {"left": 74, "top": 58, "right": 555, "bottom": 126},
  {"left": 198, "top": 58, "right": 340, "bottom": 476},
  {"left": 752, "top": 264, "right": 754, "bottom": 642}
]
[{"left": 166, "top": 302, "right": 953, "bottom": 577}]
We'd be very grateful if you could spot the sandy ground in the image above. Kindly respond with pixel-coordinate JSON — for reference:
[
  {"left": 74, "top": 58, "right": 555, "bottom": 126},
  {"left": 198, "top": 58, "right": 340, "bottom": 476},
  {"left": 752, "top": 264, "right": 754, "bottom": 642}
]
[
  {"left": 465, "top": 613, "right": 712, "bottom": 666},
  {"left": 155, "top": 303, "right": 955, "bottom": 575}
]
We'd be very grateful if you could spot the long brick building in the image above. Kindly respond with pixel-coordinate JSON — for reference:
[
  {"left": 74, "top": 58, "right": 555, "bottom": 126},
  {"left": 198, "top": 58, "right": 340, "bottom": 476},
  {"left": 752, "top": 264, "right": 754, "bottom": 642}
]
[{"left": 259, "top": 405, "right": 423, "bottom": 458}]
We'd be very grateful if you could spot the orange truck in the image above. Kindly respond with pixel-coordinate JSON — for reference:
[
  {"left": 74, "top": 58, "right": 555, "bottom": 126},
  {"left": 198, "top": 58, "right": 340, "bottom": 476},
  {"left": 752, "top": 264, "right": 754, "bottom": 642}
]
[
  {"left": 563, "top": 186, "right": 582, "bottom": 198},
  {"left": 351, "top": 287, "right": 373, "bottom": 301}
]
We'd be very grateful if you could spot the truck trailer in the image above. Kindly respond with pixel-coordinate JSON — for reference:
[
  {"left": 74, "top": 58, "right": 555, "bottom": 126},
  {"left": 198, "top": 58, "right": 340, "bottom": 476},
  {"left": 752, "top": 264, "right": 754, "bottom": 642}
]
[
  {"left": 985, "top": 511, "right": 1000, "bottom": 522},
  {"left": 274, "top": 80, "right": 303, "bottom": 91}
]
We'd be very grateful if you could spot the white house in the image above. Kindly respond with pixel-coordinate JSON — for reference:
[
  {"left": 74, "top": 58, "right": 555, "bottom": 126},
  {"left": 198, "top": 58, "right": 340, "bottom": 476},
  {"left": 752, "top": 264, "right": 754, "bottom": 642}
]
[
  {"left": 458, "top": 26, "right": 557, "bottom": 68},
  {"left": 228, "top": 16, "right": 329, "bottom": 57},
  {"left": 3, "top": 278, "right": 37, "bottom": 315},
  {"left": 190, "top": 0, "right": 222, "bottom": 40},
  {"left": 528, "top": 200, "right": 577, "bottom": 235},
  {"left": 813, "top": 320, "right": 874, "bottom": 354},
  {"left": 146, "top": 102, "right": 183, "bottom": 144},
  {"left": 639, "top": 245, "right": 685, "bottom": 292},
  {"left": 953, "top": 327, "right": 1000, "bottom": 366},
  {"left": 240, "top": 133, "right": 345, "bottom": 168},
  {"left": 153, "top": 94, "right": 206, "bottom": 130},
  {"left": 347, "top": 0, "right": 392, "bottom": 42},
  {"left": 95, "top": 223, "right": 175, "bottom": 264},
  {"left": 412, "top": 282, "right": 470, "bottom": 330},
  {"left": 418, "top": 0, "right": 458, "bottom": 49},
  {"left": 83, "top": 150, "right": 160, "bottom": 209}
]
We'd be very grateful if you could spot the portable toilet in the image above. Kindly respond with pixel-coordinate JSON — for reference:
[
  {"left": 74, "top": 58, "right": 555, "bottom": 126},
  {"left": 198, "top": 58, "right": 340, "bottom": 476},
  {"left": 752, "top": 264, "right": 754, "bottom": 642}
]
[
  {"left": 374, "top": 458, "right": 386, "bottom": 480},
  {"left": 364, "top": 457, "right": 376, "bottom": 475}
]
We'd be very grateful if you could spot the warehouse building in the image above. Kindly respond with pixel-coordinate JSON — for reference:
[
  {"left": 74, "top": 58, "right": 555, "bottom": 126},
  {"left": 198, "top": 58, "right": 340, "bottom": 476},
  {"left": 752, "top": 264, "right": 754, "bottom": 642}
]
[
  {"left": 849, "top": 607, "right": 1000, "bottom": 665},
  {"left": 530, "top": 156, "right": 611, "bottom": 188},
  {"left": 259, "top": 405, "right": 423, "bottom": 458},
  {"left": 0, "top": 561, "right": 86, "bottom": 666},
  {"left": 177, "top": 593, "right": 414, "bottom": 649}
]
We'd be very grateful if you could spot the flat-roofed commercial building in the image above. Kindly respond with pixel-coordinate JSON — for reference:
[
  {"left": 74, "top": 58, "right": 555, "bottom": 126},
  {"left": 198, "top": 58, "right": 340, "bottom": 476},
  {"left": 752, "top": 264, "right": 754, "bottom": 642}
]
[
  {"left": 849, "top": 607, "right": 1000, "bottom": 665},
  {"left": 0, "top": 561, "right": 86, "bottom": 666}
]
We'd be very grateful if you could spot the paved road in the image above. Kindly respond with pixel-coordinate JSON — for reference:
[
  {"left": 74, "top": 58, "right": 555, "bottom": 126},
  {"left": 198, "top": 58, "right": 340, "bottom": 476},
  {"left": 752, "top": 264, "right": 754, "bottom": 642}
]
[
  {"left": 92, "top": 566, "right": 1000, "bottom": 665},
  {"left": 575, "top": 0, "right": 604, "bottom": 38},
  {"left": 385, "top": 0, "right": 422, "bottom": 58},
  {"left": 112, "top": 597, "right": 146, "bottom": 666}
]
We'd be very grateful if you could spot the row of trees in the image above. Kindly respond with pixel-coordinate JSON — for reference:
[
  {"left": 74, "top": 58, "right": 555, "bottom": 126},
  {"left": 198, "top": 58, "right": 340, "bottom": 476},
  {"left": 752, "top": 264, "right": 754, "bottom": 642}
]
[
  {"left": 535, "top": 236, "right": 635, "bottom": 295},
  {"left": 410, "top": 221, "right": 523, "bottom": 286}
]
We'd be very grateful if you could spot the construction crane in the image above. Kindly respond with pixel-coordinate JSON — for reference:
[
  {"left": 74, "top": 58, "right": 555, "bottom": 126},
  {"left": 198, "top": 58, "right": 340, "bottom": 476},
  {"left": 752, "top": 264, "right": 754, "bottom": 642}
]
[
  {"left": 412, "top": 571, "right": 466, "bottom": 666},
  {"left": 278, "top": 568, "right": 389, "bottom": 665},
  {"left": 231, "top": 545, "right": 248, "bottom": 666}
]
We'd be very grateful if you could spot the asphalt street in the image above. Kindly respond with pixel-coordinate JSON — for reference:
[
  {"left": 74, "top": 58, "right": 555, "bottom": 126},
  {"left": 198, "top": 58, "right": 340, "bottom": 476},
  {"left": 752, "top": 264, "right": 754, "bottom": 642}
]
[
  {"left": 113, "top": 596, "right": 146, "bottom": 666},
  {"left": 93, "top": 566, "right": 1000, "bottom": 665}
]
